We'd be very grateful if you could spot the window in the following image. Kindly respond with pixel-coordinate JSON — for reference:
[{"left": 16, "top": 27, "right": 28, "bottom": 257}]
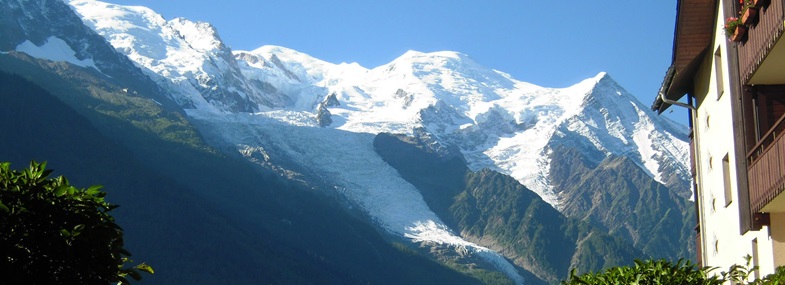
[
  {"left": 715, "top": 47, "right": 725, "bottom": 99},
  {"left": 706, "top": 115, "right": 711, "bottom": 129},
  {"left": 723, "top": 154, "right": 733, "bottom": 206},
  {"left": 714, "top": 238, "right": 720, "bottom": 255}
]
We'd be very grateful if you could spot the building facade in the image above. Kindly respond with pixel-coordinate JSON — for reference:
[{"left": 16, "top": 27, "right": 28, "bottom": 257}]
[{"left": 653, "top": 0, "right": 785, "bottom": 278}]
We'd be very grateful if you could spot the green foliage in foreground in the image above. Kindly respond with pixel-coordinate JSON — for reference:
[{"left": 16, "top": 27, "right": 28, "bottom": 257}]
[
  {"left": 561, "top": 258, "right": 785, "bottom": 285},
  {"left": 561, "top": 259, "right": 720, "bottom": 285},
  {"left": 0, "top": 161, "right": 152, "bottom": 284}
]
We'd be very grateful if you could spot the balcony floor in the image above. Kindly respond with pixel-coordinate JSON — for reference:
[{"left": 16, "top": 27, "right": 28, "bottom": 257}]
[
  {"left": 762, "top": 189, "right": 785, "bottom": 212},
  {"left": 749, "top": 21, "right": 785, "bottom": 85}
]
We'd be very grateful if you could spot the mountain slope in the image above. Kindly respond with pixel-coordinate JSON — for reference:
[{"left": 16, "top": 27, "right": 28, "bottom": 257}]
[
  {"left": 1, "top": 0, "right": 176, "bottom": 112},
  {"left": 550, "top": 146, "right": 695, "bottom": 260},
  {"left": 373, "top": 133, "right": 643, "bottom": 284},
  {"left": 185, "top": 109, "right": 527, "bottom": 284},
  {"left": 0, "top": 57, "right": 489, "bottom": 285}
]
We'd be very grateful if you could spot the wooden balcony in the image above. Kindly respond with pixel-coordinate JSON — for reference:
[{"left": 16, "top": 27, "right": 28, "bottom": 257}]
[
  {"left": 737, "top": 0, "right": 785, "bottom": 85},
  {"left": 747, "top": 114, "right": 785, "bottom": 213}
]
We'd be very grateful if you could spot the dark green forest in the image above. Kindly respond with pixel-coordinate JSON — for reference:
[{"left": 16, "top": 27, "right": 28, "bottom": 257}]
[{"left": 0, "top": 66, "right": 495, "bottom": 284}]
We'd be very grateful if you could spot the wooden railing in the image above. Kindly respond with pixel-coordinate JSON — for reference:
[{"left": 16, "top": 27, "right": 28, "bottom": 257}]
[
  {"left": 747, "top": 114, "right": 785, "bottom": 213},
  {"left": 738, "top": 0, "right": 785, "bottom": 84}
]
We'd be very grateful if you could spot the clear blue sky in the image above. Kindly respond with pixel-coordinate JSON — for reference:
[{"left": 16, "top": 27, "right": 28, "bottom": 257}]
[{"left": 108, "top": 0, "right": 687, "bottom": 123}]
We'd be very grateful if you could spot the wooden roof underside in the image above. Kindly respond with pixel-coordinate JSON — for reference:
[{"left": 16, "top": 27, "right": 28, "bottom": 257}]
[{"left": 654, "top": 0, "right": 717, "bottom": 113}]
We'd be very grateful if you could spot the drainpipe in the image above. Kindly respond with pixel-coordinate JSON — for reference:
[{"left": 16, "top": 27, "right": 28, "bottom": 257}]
[{"left": 658, "top": 66, "right": 706, "bottom": 265}]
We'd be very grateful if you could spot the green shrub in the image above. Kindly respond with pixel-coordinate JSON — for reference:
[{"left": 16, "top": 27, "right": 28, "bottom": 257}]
[
  {"left": 0, "top": 161, "right": 152, "bottom": 284},
  {"left": 753, "top": 266, "right": 785, "bottom": 285},
  {"left": 561, "top": 259, "right": 720, "bottom": 285},
  {"left": 562, "top": 256, "right": 785, "bottom": 285}
]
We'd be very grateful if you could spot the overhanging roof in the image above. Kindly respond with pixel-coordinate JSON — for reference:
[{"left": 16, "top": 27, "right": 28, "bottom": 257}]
[{"left": 653, "top": 0, "right": 717, "bottom": 113}]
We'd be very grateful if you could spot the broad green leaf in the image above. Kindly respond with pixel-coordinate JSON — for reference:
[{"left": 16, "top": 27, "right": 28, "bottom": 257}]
[
  {"left": 73, "top": 224, "right": 85, "bottom": 235},
  {"left": 86, "top": 185, "right": 103, "bottom": 195},
  {"left": 135, "top": 263, "right": 154, "bottom": 274},
  {"left": 55, "top": 186, "right": 68, "bottom": 196}
]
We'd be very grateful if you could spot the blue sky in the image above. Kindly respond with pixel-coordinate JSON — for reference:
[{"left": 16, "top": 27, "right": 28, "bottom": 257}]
[{"left": 109, "top": 0, "right": 687, "bottom": 123}]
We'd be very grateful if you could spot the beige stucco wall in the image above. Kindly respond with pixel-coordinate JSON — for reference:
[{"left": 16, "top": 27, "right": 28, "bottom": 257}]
[{"left": 690, "top": 4, "right": 777, "bottom": 278}]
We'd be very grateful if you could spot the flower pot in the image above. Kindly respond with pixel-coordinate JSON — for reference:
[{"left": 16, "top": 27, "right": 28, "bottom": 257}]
[
  {"left": 731, "top": 25, "right": 747, "bottom": 42},
  {"left": 742, "top": 7, "right": 758, "bottom": 25}
]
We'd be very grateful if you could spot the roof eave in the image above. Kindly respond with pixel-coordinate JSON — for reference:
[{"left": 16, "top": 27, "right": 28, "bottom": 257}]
[{"left": 652, "top": 0, "right": 717, "bottom": 113}]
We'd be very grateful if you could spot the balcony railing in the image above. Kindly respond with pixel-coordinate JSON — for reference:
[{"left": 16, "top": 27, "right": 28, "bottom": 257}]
[
  {"left": 738, "top": 0, "right": 785, "bottom": 84},
  {"left": 747, "top": 114, "right": 785, "bottom": 213}
]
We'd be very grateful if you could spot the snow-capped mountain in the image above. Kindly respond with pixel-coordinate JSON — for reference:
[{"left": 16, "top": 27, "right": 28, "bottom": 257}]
[
  {"left": 68, "top": 0, "right": 689, "bottom": 236},
  {"left": 4, "top": 0, "right": 692, "bottom": 282},
  {"left": 233, "top": 45, "right": 692, "bottom": 207},
  {"left": 65, "top": 2, "right": 533, "bottom": 281}
]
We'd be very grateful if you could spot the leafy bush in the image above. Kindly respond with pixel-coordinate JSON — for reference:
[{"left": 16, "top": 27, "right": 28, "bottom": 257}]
[
  {"left": 561, "top": 257, "right": 785, "bottom": 285},
  {"left": 750, "top": 265, "right": 785, "bottom": 285},
  {"left": 561, "top": 259, "right": 720, "bottom": 285},
  {"left": 0, "top": 161, "right": 152, "bottom": 284}
]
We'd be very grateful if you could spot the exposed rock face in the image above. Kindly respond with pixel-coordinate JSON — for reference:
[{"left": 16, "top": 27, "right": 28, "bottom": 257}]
[
  {"left": 550, "top": 146, "right": 695, "bottom": 260},
  {"left": 316, "top": 102, "right": 332, "bottom": 127},
  {"left": 324, "top": 92, "right": 341, "bottom": 107}
]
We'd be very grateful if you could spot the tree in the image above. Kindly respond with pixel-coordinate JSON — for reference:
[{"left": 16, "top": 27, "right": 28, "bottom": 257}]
[{"left": 0, "top": 161, "right": 152, "bottom": 284}]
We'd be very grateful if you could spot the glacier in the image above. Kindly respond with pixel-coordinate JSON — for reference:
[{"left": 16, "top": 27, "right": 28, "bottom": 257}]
[{"left": 186, "top": 109, "right": 526, "bottom": 284}]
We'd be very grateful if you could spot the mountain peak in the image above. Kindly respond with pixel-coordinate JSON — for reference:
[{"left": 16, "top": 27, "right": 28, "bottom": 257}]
[
  {"left": 569, "top": 71, "right": 611, "bottom": 89},
  {"left": 168, "top": 17, "right": 225, "bottom": 52},
  {"left": 593, "top": 71, "right": 609, "bottom": 81},
  {"left": 585, "top": 71, "right": 639, "bottom": 105},
  {"left": 395, "top": 50, "right": 471, "bottom": 64},
  {"left": 69, "top": 0, "right": 166, "bottom": 30},
  {"left": 249, "top": 45, "right": 298, "bottom": 55}
]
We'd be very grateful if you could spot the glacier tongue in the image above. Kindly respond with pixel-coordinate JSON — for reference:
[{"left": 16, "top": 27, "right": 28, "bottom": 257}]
[{"left": 186, "top": 109, "right": 526, "bottom": 284}]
